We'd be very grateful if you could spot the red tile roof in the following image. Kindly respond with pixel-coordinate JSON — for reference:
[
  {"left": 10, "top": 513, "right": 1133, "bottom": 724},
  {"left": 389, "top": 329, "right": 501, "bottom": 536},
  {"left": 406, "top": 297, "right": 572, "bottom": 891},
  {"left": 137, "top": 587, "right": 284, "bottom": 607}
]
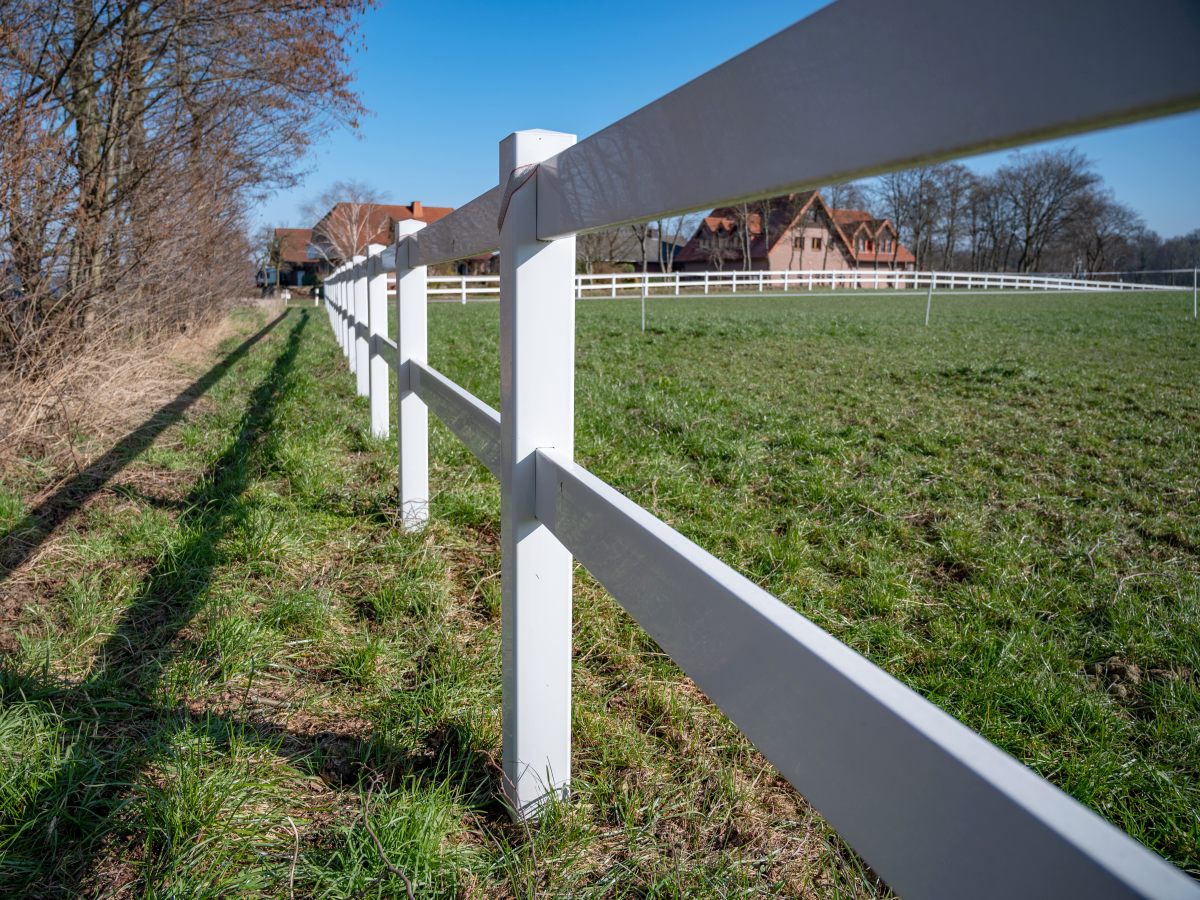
[{"left": 274, "top": 227, "right": 314, "bottom": 265}]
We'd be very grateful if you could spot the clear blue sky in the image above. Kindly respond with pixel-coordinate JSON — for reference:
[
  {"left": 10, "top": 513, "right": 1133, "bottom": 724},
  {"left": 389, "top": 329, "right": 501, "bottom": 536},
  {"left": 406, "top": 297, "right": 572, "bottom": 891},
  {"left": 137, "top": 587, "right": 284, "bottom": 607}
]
[{"left": 256, "top": 0, "right": 1200, "bottom": 238}]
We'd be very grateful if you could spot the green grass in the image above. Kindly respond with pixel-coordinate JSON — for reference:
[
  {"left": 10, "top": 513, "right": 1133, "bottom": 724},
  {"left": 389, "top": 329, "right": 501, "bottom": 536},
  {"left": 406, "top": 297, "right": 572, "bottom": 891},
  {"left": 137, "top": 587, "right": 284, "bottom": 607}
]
[{"left": 0, "top": 290, "right": 1196, "bottom": 896}]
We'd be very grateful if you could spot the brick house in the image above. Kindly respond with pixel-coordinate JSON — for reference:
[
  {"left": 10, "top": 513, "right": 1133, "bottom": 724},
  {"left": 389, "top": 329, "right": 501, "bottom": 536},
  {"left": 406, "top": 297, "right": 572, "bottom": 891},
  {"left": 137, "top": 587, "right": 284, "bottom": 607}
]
[{"left": 674, "top": 191, "right": 915, "bottom": 274}]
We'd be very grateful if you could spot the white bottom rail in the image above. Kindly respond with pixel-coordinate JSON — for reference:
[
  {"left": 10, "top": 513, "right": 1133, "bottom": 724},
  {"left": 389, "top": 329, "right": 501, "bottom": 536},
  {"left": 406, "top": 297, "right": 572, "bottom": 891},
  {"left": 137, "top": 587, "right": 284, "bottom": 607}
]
[{"left": 532, "top": 448, "right": 1197, "bottom": 900}]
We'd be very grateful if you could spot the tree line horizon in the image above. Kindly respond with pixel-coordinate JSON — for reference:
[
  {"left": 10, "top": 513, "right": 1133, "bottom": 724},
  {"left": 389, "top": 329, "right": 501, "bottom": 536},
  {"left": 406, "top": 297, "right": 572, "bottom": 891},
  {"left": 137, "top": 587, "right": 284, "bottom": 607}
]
[{"left": 282, "top": 146, "right": 1198, "bottom": 282}]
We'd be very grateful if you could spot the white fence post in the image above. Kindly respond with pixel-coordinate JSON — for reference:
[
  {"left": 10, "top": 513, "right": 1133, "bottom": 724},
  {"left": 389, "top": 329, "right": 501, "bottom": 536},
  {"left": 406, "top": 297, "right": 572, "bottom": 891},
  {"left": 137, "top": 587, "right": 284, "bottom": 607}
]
[
  {"left": 461, "top": 276, "right": 468, "bottom": 305},
  {"left": 394, "top": 220, "right": 429, "bottom": 529},
  {"left": 1193, "top": 267, "right": 1197, "bottom": 319},
  {"left": 331, "top": 268, "right": 342, "bottom": 350},
  {"left": 336, "top": 267, "right": 347, "bottom": 356},
  {"left": 925, "top": 271, "right": 936, "bottom": 326},
  {"left": 342, "top": 266, "right": 353, "bottom": 362},
  {"left": 325, "top": 279, "right": 335, "bottom": 334},
  {"left": 366, "top": 243, "right": 389, "bottom": 439},
  {"left": 353, "top": 255, "right": 369, "bottom": 393},
  {"left": 498, "top": 129, "right": 577, "bottom": 818},
  {"left": 340, "top": 266, "right": 349, "bottom": 358}
]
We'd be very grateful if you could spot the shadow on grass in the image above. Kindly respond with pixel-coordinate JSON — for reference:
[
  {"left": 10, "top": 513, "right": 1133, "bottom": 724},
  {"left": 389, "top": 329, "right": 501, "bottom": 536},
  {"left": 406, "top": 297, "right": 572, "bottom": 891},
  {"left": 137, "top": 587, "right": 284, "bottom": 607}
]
[
  {"left": 0, "top": 309, "right": 504, "bottom": 894},
  {"left": 0, "top": 310, "right": 288, "bottom": 581}
]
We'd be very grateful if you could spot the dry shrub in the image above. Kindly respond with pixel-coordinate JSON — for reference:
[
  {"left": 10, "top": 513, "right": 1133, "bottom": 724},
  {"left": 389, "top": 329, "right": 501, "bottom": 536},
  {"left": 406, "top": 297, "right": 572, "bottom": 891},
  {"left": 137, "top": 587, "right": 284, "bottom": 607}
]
[{"left": 0, "top": 297, "right": 280, "bottom": 486}]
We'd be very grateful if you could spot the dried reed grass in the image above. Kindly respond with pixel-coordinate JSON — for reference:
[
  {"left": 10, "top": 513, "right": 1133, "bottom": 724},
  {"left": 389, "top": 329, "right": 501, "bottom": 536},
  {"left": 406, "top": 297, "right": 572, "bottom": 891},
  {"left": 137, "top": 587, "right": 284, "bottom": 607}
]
[{"left": 0, "top": 297, "right": 281, "bottom": 489}]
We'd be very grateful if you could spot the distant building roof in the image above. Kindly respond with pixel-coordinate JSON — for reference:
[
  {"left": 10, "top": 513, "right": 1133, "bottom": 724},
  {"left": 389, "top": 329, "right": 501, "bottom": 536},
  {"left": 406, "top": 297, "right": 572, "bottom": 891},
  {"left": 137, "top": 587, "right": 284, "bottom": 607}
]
[
  {"left": 311, "top": 201, "right": 455, "bottom": 259},
  {"left": 274, "top": 227, "right": 314, "bottom": 265}
]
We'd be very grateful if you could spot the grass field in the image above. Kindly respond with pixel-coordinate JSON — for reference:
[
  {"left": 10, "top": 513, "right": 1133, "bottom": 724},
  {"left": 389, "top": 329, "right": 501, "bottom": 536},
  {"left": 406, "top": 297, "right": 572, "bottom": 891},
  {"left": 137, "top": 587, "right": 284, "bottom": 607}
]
[{"left": 0, "top": 289, "right": 1196, "bottom": 896}]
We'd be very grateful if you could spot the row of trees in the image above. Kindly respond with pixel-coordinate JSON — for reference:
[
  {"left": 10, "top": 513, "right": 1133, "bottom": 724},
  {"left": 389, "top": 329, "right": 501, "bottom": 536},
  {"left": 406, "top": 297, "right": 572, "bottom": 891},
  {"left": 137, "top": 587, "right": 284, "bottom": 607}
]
[
  {"left": 0, "top": 0, "right": 371, "bottom": 375},
  {"left": 569, "top": 147, "right": 1194, "bottom": 278},
  {"left": 870, "top": 148, "right": 1195, "bottom": 275}
]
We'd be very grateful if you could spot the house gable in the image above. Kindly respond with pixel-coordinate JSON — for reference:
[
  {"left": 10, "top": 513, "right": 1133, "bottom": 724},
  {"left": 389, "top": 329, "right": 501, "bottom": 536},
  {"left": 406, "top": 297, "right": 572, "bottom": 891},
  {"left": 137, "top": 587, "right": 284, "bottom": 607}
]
[{"left": 675, "top": 190, "right": 916, "bottom": 271}]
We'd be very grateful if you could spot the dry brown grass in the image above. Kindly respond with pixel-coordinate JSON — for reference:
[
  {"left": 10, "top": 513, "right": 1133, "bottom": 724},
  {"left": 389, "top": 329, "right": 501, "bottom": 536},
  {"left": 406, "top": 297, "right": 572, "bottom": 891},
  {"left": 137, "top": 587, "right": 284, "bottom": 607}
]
[{"left": 0, "top": 297, "right": 282, "bottom": 491}]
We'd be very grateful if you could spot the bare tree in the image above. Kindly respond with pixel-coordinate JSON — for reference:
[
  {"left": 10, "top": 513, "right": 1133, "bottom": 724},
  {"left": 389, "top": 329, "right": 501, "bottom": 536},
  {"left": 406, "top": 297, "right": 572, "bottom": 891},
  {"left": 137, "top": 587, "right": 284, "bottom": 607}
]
[
  {"left": 823, "top": 182, "right": 868, "bottom": 211},
  {"left": 729, "top": 204, "right": 757, "bottom": 270},
  {"left": 1059, "top": 190, "right": 1143, "bottom": 275},
  {"left": 994, "top": 148, "right": 1099, "bottom": 272},
  {"left": 655, "top": 214, "right": 695, "bottom": 273},
  {"left": 0, "top": 0, "right": 371, "bottom": 372},
  {"left": 697, "top": 221, "right": 735, "bottom": 271},
  {"left": 934, "top": 164, "right": 975, "bottom": 269},
  {"left": 872, "top": 167, "right": 942, "bottom": 269},
  {"left": 629, "top": 223, "right": 651, "bottom": 276},
  {"left": 304, "top": 180, "right": 389, "bottom": 264}
]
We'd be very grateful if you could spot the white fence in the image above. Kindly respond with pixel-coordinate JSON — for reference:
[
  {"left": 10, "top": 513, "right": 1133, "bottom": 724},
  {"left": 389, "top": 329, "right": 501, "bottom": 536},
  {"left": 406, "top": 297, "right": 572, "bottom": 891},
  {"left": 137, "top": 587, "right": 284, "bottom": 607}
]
[
  {"left": 319, "top": 1, "right": 1200, "bottom": 896},
  {"left": 419, "top": 268, "right": 1185, "bottom": 303}
]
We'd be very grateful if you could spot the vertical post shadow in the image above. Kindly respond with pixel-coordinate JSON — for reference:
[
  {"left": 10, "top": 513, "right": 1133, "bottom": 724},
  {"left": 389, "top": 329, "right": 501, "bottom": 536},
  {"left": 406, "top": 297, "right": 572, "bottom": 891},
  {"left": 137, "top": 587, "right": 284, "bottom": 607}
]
[{"left": 0, "top": 310, "right": 290, "bottom": 582}]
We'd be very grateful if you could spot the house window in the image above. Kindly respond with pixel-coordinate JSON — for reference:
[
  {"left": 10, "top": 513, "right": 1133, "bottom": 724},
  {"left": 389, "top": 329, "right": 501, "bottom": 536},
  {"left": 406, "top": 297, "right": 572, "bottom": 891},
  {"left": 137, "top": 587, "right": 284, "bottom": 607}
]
[
  {"left": 856, "top": 238, "right": 864, "bottom": 252},
  {"left": 793, "top": 236, "right": 804, "bottom": 249},
  {"left": 811, "top": 236, "right": 822, "bottom": 250}
]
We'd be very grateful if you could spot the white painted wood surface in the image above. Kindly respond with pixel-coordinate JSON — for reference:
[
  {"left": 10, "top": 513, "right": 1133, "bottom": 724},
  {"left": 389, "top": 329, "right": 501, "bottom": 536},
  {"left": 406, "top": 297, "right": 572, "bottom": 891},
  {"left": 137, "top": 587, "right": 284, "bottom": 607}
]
[
  {"left": 498, "top": 129, "right": 578, "bottom": 818},
  {"left": 409, "top": 360, "right": 500, "bottom": 477},
  {"left": 394, "top": 221, "right": 430, "bottom": 530},
  {"left": 532, "top": 449, "right": 1200, "bottom": 900},
  {"left": 534, "top": 0, "right": 1200, "bottom": 238},
  {"left": 366, "top": 244, "right": 390, "bottom": 438}
]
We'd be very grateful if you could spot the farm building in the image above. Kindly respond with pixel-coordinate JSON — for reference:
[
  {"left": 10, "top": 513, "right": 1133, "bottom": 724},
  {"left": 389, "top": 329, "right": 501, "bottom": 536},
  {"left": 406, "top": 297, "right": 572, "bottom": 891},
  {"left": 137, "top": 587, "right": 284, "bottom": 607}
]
[
  {"left": 674, "top": 190, "right": 916, "bottom": 273},
  {"left": 267, "top": 227, "right": 326, "bottom": 287}
]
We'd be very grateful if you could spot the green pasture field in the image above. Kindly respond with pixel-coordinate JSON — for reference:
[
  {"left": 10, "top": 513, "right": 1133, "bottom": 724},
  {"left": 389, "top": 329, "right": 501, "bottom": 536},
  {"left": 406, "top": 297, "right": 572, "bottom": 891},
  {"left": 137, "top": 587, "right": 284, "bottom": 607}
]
[{"left": 0, "top": 289, "right": 1196, "bottom": 896}]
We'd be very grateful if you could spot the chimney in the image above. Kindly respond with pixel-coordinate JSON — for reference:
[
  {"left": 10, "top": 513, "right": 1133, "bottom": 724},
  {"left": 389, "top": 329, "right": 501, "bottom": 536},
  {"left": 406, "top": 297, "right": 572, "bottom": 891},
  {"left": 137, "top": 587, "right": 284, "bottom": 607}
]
[{"left": 410, "top": 200, "right": 423, "bottom": 219}]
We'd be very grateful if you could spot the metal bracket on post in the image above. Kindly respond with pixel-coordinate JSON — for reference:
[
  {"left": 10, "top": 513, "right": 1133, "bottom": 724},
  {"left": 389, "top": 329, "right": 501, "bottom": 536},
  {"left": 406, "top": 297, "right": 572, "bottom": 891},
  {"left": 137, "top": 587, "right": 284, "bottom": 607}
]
[
  {"left": 366, "top": 243, "right": 389, "bottom": 439},
  {"left": 394, "top": 220, "right": 429, "bottom": 530},
  {"left": 352, "top": 254, "right": 369, "bottom": 396},
  {"left": 498, "top": 128, "right": 577, "bottom": 819}
]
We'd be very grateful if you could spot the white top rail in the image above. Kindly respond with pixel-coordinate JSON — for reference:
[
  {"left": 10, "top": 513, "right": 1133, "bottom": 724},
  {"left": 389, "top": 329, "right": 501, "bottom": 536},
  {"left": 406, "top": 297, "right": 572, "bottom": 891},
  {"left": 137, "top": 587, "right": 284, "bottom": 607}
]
[
  {"left": 534, "top": 0, "right": 1200, "bottom": 238},
  {"left": 410, "top": 270, "right": 1178, "bottom": 298},
  {"left": 392, "top": 1, "right": 1200, "bottom": 268},
  {"left": 410, "top": 185, "right": 503, "bottom": 268}
]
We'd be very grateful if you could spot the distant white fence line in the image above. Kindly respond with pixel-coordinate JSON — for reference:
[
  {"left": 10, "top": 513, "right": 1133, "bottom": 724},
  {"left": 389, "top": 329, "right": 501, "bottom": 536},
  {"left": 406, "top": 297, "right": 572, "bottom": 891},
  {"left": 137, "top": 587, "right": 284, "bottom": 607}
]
[
  {"left": 415, "top": 268, "right": 1185, "bottom": 302},
  {"left": 317, "top": 1, "right": 1200, "bottom": 897}
]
